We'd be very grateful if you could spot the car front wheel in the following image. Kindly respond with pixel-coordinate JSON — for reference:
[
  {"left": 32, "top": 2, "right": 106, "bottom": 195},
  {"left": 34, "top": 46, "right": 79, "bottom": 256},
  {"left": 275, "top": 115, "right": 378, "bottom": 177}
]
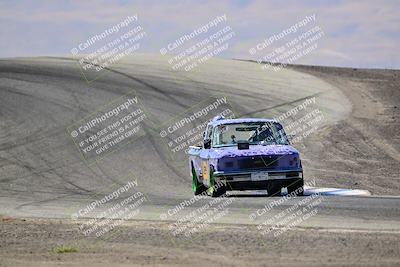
[
  {"left": 267, "top": 183, "right": 282, "bottom": 197},
  {"left": 287, "top": 179, "right": 304, "bottom": 196},
  {"left": 209, "top": 166, "right": 226, "bottom": 197},
  {"left": 192, "top": 166, "right": 206, "bottom": 195}
]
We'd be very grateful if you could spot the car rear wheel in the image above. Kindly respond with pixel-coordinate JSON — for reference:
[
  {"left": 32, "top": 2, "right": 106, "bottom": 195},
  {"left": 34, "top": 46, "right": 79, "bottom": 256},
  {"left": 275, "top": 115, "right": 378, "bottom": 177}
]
[{"left": 287, "top": 179, "right": 304, "bottom": 196}]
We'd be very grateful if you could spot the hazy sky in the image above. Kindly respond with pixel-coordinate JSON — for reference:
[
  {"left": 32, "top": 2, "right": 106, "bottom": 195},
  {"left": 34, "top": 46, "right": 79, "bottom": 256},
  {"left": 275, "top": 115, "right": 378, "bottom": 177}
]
[{"left": 0, "top": 0, "right": 399, "bottom": 69}]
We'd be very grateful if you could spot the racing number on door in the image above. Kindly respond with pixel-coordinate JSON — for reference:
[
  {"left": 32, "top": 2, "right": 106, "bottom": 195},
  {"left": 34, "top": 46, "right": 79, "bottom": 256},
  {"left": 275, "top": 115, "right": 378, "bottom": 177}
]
[{"left": 202, "top": 161, "right": 209, "bottom": 181}]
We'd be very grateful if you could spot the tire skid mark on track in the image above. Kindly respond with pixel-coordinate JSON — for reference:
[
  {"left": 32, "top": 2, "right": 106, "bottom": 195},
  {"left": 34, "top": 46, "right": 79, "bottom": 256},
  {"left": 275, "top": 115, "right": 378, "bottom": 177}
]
[{"left": 240, "top": 91, "right": 323, "bottom": 117}]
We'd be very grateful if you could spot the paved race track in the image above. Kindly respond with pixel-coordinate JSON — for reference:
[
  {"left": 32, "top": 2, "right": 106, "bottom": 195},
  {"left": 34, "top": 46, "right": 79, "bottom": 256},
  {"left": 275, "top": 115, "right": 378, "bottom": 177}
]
[{"left": 0, "top": 55, "right": 399, "bottom": 232}]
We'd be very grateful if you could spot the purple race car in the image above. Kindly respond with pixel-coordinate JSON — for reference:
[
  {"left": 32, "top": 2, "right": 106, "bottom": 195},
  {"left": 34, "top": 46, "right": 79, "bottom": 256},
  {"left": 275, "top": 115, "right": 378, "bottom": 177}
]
[{"left": 188, "top": 117, "right": 304, "bottom": 197}]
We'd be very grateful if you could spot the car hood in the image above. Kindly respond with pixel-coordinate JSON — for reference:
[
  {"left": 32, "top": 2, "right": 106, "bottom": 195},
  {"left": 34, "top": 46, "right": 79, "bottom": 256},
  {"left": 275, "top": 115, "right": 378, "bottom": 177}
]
[{"left": 209, "top": 144, "right": 299, "bottom": 159}]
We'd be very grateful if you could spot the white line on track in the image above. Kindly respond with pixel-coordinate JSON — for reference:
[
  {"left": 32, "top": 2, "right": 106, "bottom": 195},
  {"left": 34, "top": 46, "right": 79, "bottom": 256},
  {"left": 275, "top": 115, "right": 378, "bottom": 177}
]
[
  {"left": 231, "top": 186, "right": 371, "bottom": 196},
  {"left": 303, "top": 186, "right": 371, "bottom": 196}
]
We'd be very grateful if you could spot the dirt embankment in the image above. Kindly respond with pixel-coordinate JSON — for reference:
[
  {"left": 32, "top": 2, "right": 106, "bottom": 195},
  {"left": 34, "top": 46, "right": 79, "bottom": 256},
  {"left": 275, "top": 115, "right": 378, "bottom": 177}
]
[{"left": 290, "top": 66, "right": 400, "bottom": 195}]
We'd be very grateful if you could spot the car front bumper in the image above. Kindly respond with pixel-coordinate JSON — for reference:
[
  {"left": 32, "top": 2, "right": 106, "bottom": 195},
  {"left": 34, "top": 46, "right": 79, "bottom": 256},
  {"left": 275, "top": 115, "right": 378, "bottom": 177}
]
[{"left": 213, "top": 169, "right": 303, "bottom": 190}]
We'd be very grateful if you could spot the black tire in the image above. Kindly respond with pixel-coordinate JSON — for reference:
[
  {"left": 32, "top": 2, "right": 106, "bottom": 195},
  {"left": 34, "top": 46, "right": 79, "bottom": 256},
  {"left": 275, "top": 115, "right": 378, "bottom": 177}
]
[
  {"left": 209, "top": 166, "right": 226, "bottom": 197},
  {"left": 210, "top": 184, "right": 226, "bottom": 197},
  {"left": 287, "top": 179, "right": 304, "bottom": 196},
  {"left": 192, "top": 166, "right": 206, "bottom": 195},
  {"left": 267, "top": 183, "right": 282, "bottom": 197}
]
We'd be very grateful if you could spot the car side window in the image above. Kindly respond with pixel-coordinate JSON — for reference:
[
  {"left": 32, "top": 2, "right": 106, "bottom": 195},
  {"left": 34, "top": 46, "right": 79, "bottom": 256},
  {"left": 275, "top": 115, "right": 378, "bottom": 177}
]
[
  {"left": 275, "top": 123, "right": 288, "bottom": 144},
  {"left": 207, "top": 126, "right": 213, "bottom": 140},
  {"left": 202, "top": 125, "right": 213, "bottom": 149},
  {"left": 204, "top": 125, "right": 212, "bottom": 140}
]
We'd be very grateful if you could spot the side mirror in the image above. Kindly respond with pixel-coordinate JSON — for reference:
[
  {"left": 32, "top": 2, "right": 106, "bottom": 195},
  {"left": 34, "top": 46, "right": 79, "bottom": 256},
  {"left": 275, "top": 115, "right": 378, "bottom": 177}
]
[
  {"left": 286, "top": 134, "right": 295, "bottom": 141},
  {"left": 204, "top": 139, "right": 211, "bottom": 149},
  {"left": 286, "top": 134, "right": 295, "bottom": 144}
]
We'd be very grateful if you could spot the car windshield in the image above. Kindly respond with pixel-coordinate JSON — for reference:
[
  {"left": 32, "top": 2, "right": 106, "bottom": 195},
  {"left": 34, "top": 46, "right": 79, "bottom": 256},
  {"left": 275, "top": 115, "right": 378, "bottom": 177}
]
[{"left": 212, "top": 121, "right": 289, "bottom": 147}]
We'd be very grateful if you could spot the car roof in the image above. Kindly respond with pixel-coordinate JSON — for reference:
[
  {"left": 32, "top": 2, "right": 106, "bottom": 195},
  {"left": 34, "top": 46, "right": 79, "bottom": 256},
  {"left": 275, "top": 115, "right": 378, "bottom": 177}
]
[{"left": 208, "top": 118, "right": 278, "bottom": 127}]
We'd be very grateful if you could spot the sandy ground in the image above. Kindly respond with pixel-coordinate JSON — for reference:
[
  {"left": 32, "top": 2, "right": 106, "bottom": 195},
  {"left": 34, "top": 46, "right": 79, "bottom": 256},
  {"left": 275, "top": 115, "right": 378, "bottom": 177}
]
[{"left": 1, "top": 217, "right": 399, "bottom": 267}]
